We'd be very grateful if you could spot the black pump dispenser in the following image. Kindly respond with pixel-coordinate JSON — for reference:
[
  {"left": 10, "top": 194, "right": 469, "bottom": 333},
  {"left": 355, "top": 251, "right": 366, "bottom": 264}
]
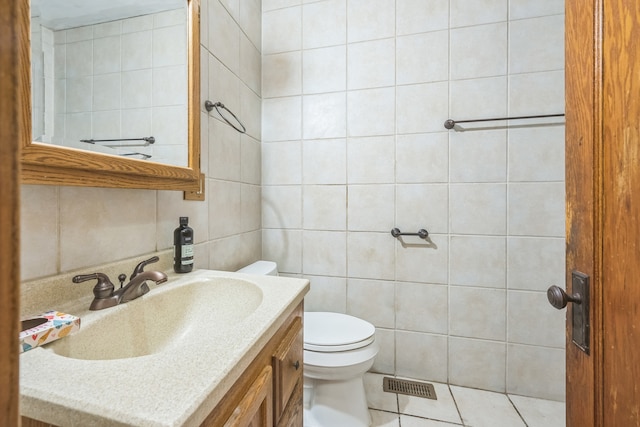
[{"left": 174, "top": 217, "right": 194, "bottom": 273}]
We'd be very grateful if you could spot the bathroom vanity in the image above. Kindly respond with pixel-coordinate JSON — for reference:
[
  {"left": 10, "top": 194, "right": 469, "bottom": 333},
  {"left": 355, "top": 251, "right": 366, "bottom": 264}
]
[{"left": 20, "top": 269, "right": 308, "bottom": 427}]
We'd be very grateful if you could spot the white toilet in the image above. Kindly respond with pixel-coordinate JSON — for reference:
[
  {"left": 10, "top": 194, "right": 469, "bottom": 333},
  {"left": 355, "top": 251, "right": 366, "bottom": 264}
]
[{"left": 236, "top": 261, "right": 379, "bottom": 427}]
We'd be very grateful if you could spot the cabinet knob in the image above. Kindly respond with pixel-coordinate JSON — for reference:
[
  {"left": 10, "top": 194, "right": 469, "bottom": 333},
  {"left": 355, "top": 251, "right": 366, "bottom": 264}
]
[{"left": 293, "top": 360, "right": 300, "bottom": 370}]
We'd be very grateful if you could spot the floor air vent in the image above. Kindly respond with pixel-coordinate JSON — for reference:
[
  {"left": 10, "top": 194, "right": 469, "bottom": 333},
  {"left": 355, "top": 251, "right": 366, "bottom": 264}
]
[{"left": 383, "top": 377, "right": 437, "bottom": 400}]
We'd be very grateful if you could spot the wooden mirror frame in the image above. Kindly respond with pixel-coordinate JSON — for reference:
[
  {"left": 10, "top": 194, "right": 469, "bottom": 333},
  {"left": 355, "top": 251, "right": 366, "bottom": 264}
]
[{"left": 21, "top": 0, "right": 201, "bottom": 192}]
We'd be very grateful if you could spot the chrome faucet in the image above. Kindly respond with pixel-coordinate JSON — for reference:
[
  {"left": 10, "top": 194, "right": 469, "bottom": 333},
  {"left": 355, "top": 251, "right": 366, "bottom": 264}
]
[{"left": 73, "top": 257, "right": 168, "bottom": 310}]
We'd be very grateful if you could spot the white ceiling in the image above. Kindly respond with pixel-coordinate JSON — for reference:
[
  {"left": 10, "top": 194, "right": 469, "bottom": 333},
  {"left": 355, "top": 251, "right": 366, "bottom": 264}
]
[{"left": 31, "top": 0, "right": 184, "bottom": 30}]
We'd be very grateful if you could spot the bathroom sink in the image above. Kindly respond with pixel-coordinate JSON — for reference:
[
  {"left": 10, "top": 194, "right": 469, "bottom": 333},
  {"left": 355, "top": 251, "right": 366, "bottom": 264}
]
[{"left": 45, "top": 277, "right": 263, "bottom": 360}]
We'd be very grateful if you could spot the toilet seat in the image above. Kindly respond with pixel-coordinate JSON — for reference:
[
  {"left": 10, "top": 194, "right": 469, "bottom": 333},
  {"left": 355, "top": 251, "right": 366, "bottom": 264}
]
[{"left": 304, "top": 312, "right": 375, "bottom": 352}]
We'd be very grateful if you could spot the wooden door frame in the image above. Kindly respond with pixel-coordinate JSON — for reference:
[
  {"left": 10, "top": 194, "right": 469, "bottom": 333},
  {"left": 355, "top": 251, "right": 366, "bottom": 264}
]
[{"left": 0, "top": 0, "right": 28, "bottom": 426}]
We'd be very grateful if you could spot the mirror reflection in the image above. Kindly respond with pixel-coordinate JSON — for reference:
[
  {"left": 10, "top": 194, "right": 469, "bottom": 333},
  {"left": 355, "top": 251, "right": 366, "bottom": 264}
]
[{"left": 30, "top": 0, "right": 189, "bottom": 167}]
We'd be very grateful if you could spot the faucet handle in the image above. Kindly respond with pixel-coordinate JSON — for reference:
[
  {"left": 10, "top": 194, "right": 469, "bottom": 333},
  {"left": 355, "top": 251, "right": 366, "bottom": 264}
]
[
  {"left": 130, "top": 256, "right": 160, "bottom": 280},
  {"left": 72, "top": 273, "right": 115, "bottom": 299}
]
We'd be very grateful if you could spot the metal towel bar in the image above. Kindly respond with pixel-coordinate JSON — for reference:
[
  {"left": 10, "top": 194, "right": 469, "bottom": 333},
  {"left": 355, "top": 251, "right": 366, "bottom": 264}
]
[
  {"left": 391, "top": 228, "right": 429, "bottom": 240},
  {"left": 444, "top": 113, "right": 565, "bottom": 129}
]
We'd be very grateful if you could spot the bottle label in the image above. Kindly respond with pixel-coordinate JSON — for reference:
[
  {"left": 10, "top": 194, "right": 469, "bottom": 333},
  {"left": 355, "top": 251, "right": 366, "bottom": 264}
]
[{"left": 182, "top": 244, "right": 194, "bottom": 257}]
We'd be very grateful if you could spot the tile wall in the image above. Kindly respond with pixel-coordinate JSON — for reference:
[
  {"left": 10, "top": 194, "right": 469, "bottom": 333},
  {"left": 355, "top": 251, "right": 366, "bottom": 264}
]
[
  {"left": 20, "top": 0, "right": 262, "bottom": 282},
  {"left": 49, "top": 10, "right": 189, "bottom": 165},
  {"left": 261, "top": 0, "right": 566, "bottom": 400}
]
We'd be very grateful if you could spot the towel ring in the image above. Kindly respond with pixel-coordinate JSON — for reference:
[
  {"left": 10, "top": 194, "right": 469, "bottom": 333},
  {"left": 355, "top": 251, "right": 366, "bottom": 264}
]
[{"left": 204, "top": 100, "right": 246, "bottom": 134}]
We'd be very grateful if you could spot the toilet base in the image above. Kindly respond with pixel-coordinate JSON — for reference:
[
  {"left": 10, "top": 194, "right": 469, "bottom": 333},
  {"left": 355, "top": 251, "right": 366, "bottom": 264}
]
[{"left": 303, "top": 376, "right": 371, "bottom": 427}]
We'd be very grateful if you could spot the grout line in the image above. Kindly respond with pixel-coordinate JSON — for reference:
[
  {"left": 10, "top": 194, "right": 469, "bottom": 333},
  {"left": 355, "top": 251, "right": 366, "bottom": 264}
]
[
  {"left": 506, "top": 394, "right": 530, "bottom": 427},
  {"left": 448, "top": 384, "right": 466, "bottom": 426}
]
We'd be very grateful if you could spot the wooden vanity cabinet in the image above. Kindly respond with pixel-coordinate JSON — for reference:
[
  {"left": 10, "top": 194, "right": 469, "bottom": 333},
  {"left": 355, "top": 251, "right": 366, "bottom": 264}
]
[{"left": 202, "top": 302, "right": 304, "bottom": 427}]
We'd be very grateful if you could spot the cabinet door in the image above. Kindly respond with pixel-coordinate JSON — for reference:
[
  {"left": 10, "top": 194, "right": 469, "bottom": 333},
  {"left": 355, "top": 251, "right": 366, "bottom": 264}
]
[
  {"left": 223, "top": 365, "right": 273, "bottom": 427},
  {"left": 272, "top": 316, "right": 303, "bottom": 424}
]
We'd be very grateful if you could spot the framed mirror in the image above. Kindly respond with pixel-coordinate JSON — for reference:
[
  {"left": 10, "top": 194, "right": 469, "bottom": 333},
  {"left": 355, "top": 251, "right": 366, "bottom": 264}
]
[{"left": 21, "top": 0, "right": 201, "bottom": 192}]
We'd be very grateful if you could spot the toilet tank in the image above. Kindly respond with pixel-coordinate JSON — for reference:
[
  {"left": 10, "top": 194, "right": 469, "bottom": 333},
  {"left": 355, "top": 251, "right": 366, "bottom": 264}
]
[{"left": 236, "top": 260, "right": 278, "bottom": 276}]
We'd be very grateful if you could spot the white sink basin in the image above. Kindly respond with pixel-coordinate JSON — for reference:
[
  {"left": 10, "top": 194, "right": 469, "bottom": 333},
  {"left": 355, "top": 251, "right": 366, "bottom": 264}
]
[{"left": 45, "top": 277, "right": 263, "bottom": 360}]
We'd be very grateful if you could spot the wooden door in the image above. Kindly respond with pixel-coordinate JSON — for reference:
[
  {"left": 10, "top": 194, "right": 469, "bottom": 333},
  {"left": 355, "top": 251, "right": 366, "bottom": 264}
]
[
  {"left": 0, "top": 1, "right": 28, "bottom": 426},
  {"left": 565, "top": 0, "right": 640, "bottom": 425}
]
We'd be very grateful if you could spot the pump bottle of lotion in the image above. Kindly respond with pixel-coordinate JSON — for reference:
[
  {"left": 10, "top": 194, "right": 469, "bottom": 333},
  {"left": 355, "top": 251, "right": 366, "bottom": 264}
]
[{"left": 174, "top": 217, "right": 194, "bottom": 273}]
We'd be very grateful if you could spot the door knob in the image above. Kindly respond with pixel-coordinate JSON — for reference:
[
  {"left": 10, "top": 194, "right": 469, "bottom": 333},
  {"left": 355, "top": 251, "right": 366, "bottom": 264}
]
[{"left": 547, "top": 285, "right": 582, "bottom": 309}]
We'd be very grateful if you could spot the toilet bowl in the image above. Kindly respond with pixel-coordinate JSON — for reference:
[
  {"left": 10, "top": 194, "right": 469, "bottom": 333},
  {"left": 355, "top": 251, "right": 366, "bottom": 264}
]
[{"left": 236, "top": 261, "right": 378, "bottom": 427}]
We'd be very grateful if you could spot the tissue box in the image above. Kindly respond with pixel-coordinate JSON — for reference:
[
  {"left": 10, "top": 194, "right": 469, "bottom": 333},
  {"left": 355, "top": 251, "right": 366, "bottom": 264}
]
[{"left": 20, "top": 311, "right": 81, "bottom": 353}]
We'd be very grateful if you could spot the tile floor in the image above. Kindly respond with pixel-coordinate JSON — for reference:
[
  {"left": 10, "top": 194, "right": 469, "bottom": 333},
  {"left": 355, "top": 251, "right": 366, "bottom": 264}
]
[{"left": 365, "top": 373, "right": 565, "bottom": 427}]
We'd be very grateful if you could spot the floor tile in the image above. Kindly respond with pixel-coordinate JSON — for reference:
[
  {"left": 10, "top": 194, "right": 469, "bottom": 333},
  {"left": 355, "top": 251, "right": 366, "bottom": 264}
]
[
  {"left": 509, "top": 394, "right": 566, "bottom": 427},
  {"left": 401, "top": 414, "right": 464, "bottom": 426},
  {"left": 365, "top": 373, "right": 399, "bottom": 412},
  {"left": 397, "top": 381, "right": 462, "bottom": 424},
  {"left": 450, "top": 385, "right": 526, "bottom": 427},
  {"left": 370, "top": 409, "right": 400, "bottom": 427}
]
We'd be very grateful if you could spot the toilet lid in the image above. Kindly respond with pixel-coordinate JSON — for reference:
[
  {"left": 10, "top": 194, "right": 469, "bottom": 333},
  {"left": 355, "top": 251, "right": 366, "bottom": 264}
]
[{"left": 304, "top": 312, "right": 376, "bottom": 352}]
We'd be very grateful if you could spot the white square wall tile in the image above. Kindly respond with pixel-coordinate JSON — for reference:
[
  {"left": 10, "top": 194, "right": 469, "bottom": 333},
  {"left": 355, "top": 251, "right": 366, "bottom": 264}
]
[
  {"left": 451, "top": 386, "right": 526, "bottom": 427},
  {"left": 396, "top": 133, "right": 448, "bottom": 184},
  {"left": 209, "top": 1, "right": 240, "bottom": 73},
  {"left": 450, "top": 23, "right": 507, "bottom": 80},
  {"left": 302, "top": 0, "right": 346, "bottom": 49},
  {"left": 302, "top": 138, "right": 347, "bottom": 184},
  {"left": 450, "top": 0, "right": 508, "bottom": 27},
  {"left": 208, "top": 180, "right": 242, "bottom": 238},
  {"left": 262, "top": 229, "right": 302, "bottom": 274},
  {"left": 262, "top": 96, "right": 302, "bottom": 142},
  {"left": 262, "top": 51, "right": 301, "bottom": 98},
  {"left": 347, "top": 232, "right": 395, "bottom": 280},
  {"left": 153, "top": 25, "right": 187, "bottom": 67},
  {"left": 348, "top": 88, "right": 395, "bottom": 137},
  {"left": 507, "top": 290, "right": 565, "bottom": 348},
  {"left": 395, "top": 332, "right": 448, "bottom": 383},
  {"left": 449, "top": 338, "right": 506, "bottom": 392},
  {"left": 347, "top": 277, "right": 395, "bottom": 327},
  {"left": 303, "top": 92, "right": 347, "bottom": 139},
  {"left": 59, "top": 187, "right": 156, "bottom": 271},
  {"left": 92, "top": 74, "right": 121, "bottom": 111},
  {"left": 450, "top": 184, "right": 507, "bottom": 235},
  {"left": 507, "top": 237, "right": 565, "bottom": 291},
  {"left": 347, "top": 184, "right": 395, "bottom": 231},
  {"left": 347, "top": 0, "right": 395, "bottom": 43},
  {"left": 348, "top": 38, "right": 395, "bottom": 90},
  {"left": 93, "top": 36, "right": 121, "bottom": 74},
  {"left": 209, "top": 117, "right": 241, "bottom": 181},
  {"left": 450, "top": 129, "right": 507, "bottom": 182},
  {"left": 509, "top": 15, "right": 564, "bottom": 74},
  {"left": 303, "top": 185, "right": 346, "bottom": 230},
  {"left": 509, "top": 70, "right": 565, "bottom": 116},
  {"left": 121, "top": 69, "right": 153, "bottom": 109},
  {"left": 262, "top": 6, "right": 302, "bottom": 55},
  {"left": 397, "top": 31, "right": 448, "bottom": 85},
  {"left": 449, "top": 286, "right": 506, "bottom": 341},
  {"left": 450, "top": 76, "right": 507, "bottom": 123},
  {"left": 121, "top": 31, "right": 153, "bottom": 71},
  {"left": 396, "top": 184, "right": 448, "bottom": 234},
  {"left": 302, "top": 230, "right": 347, "bottom": 276},
  {"left": 152, "top": 65, "right": 187, "bottom": 106},
  {"left": 397, "top": 82, "right": 449, "bottom": 134},
  {"left": 507, "top": 344, "right": 565, "bottom": 401},
  {"left": 262, "top": 185, "right": 302, "bottom": 229},
  {"left": 20, "top": 186, "right": 58, "bottom": 281},
  {"left": 396, "top": 0, "right": 449, "bottom": 35},
  {"left": 508, "top": 125, "right": 565, "bottom": 182},
  {"left": 262, "top": 140, "right": 302, "bottom": 185},
  {"left": 396, "top": 282, "right": 448, "bottom": 334},
  {"left": 508, "top": 182, "right": 565, "bottom": 237},
  {"left": 372, "top": 328, "right": 395, "bottom": 374},
  {"left": 509, "top": 0, "right": 564, "bottom": 20},
  {"left": 395, "top": 234, "right": 448, "bottom": 285},
  {"left": 347, "top": 136, "right": 395, "bottom": 184},
  {"left": 303, "top": 275, "right": 346, "bottom": 312},
  {"left": 450, "top": 236, "right": 506, "bottom": 288},
  {"left": 240, "top": 34, "right": 262, "bottom": 94},
  {"left": 303, "top": 46, "right": 346, "bottom": 94}
]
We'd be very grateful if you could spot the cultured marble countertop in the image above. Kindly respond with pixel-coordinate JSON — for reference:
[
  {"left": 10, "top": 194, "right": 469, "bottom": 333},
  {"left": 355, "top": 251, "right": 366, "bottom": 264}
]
[{"left": 20, "top": 269, "right": 309, "bottom": 427}]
